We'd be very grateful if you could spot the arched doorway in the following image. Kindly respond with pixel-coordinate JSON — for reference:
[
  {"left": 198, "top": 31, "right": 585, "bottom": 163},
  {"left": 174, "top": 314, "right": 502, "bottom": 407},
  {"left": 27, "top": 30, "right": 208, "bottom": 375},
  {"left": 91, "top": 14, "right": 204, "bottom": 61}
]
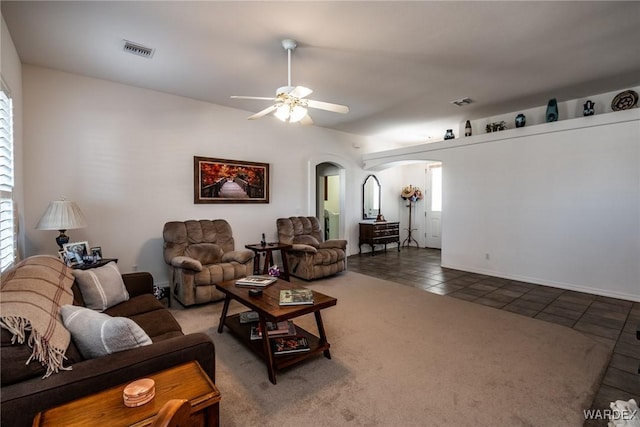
[{"left": 315, "top": 162, "right": 345, "bottom": 240}]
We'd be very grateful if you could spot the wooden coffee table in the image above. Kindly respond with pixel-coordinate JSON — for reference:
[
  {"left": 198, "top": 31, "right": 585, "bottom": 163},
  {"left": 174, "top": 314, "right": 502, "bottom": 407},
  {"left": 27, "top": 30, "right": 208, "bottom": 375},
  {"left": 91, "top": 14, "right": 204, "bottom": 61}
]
[
  {"left": 216, "top": 279, "right": 337, "bottom": 384},
  {"left": 32, "top": 361, "right": 220, "bottom": 426}
]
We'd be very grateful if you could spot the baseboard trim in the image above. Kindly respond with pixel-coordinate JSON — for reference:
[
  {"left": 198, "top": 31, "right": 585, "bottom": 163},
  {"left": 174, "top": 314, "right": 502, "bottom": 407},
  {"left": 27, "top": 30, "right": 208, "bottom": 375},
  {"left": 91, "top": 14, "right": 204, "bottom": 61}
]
[{"left": 441, "top": 263, "right": 640, "bottom": 303}]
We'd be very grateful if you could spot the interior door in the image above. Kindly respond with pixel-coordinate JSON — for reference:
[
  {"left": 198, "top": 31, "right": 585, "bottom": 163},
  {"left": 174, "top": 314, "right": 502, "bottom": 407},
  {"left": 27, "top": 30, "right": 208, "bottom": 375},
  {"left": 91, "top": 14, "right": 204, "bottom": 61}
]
[
  {"left": 316, "top": 163, "right": 341, "bottom": 240},
  {"left": 425, "top": 163, "right": 442, "bottom": 249}
]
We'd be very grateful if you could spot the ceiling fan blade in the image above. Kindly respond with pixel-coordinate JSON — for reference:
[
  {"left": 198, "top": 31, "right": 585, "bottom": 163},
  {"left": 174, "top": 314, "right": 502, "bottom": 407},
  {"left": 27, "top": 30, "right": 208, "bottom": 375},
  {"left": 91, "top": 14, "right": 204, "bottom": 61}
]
[
  {"left": 231, "top": 95, "right": 277, "bottom": 101},
  {"left": 307, "top": 99, "right": 350, "bottom": 114},
  {"left": 248, "top": 104, "right": 278, "bottom": 120},
  {"left": 289, "top": 86, "right": 313, "bottom": 99},
  {"left": 300, "top": 114, "right": 314, "bottom": 125}
]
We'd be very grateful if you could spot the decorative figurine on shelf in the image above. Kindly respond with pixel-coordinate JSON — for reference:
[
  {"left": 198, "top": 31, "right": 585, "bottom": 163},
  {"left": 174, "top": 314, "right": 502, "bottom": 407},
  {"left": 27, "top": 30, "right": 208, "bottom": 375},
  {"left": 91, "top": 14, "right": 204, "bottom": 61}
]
[
  {"left": 464, "top": 120, "right": 472, "bottom": 137},
  {"left": 546, "top": 98, "right": 558, "bottom": 122},
  {"left": 515, "top": 113, "right": 526, "bottom": 128},
  {"left": 583, "top": 100, "right": 595, "bottom": 116},
  {"left": 268, "top": 265, "right": 280, "bottom": 277},
  {"left": 486, "top": 121, "right": 507, "bottom": 132},
  {"left": 260, "top": 233, "right": 266, "bottom": 247},
  {"left": 444, "top": 129, "right": 455, "bottom": 140}
]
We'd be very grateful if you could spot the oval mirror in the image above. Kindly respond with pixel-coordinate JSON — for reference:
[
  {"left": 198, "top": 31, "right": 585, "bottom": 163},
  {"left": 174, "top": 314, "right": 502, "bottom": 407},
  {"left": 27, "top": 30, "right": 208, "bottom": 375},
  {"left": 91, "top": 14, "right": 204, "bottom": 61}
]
[{"left": 363, "top": 174, "right": 381, "bottom": 220}]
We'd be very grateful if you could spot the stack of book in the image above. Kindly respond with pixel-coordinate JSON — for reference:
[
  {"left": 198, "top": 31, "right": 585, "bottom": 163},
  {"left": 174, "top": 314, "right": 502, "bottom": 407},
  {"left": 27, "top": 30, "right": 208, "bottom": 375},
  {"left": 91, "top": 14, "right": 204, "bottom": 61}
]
[
  {"left": 250, "top": 320, "right": 297, "bottom": 340},
  {"left": 279, "top": 289, "right": 314, "bottom": 306}
]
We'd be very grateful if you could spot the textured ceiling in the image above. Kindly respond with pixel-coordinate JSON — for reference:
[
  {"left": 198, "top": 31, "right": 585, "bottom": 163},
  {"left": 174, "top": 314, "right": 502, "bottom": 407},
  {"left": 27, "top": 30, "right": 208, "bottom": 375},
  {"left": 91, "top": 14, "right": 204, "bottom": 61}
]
[{"left": 3, "top": 1, "right": 640, "bottom": 147}]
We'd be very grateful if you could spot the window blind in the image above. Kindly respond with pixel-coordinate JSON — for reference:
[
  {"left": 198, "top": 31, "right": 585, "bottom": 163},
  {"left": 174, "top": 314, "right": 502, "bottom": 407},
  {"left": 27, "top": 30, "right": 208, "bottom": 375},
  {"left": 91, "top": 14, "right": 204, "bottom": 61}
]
[{"left": 0, "top": 87, "right": 16, "bottom": 272}]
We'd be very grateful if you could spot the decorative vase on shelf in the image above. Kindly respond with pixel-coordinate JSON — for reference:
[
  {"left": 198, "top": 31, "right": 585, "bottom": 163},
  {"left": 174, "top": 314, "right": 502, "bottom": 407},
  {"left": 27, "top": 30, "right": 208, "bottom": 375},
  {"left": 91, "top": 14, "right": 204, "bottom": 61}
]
[
  {"left": 444, "top": 129, "right": 455, "bottom": 140},
  {"left": 546, "top": 98, "right": 558, "bottom": 122},
  {"left": 583, "top": 100, "right": 595, "bottom": 116},
  {"left": 515, "top": 114, "right": 526, "bottom": 128},
  {"left": 464, "top": 120, "right": 472, "bottom": 137}
]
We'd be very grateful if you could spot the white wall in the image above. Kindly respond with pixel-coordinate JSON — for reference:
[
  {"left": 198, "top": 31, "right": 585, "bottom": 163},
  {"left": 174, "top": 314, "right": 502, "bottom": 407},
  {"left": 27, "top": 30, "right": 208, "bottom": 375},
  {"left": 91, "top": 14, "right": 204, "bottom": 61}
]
[
  {"left": 22, "top": 65, "right": 370, "bottom": 285},
  {"left": 1, "top": 14, "right": 24, "bottom": 260},
  {"left": 364, "top": 107, "right": 640, "bottom": 301}
]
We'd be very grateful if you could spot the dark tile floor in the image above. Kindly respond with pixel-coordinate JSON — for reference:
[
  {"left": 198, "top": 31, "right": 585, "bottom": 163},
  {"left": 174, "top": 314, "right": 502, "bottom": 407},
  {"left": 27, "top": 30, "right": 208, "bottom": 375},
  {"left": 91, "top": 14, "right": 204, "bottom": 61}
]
[{"left": 347, "top": 247, "right": 639, "bottom": 426}]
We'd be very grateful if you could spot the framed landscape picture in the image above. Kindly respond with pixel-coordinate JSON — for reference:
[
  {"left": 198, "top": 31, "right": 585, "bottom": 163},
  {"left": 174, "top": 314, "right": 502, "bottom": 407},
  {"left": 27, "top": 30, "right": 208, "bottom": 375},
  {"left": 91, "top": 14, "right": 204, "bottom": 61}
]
[{"left": 194, "top": 156, "right": 269, "bottom": 204}]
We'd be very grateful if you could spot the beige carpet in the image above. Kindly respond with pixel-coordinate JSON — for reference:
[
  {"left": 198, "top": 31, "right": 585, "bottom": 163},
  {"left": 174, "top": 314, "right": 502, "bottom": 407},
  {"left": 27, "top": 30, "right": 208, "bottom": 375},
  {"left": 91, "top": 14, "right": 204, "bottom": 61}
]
[{"left": 170, "top": 271, "right": 611, "bottom": 427}]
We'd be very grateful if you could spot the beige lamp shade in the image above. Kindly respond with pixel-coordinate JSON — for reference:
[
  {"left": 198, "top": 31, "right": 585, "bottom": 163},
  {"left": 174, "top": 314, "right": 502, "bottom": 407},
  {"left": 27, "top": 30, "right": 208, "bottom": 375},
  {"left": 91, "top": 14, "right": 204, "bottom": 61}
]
[{"left": 36, "top": 200, "right": 88, "bottom": 231}]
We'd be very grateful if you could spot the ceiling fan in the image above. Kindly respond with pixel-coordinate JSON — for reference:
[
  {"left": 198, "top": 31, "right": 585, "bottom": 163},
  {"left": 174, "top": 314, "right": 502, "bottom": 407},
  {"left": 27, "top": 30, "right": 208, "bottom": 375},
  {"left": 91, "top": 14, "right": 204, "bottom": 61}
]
[{"left": 231, "top": 39, "right": 349, "bottom": 125}]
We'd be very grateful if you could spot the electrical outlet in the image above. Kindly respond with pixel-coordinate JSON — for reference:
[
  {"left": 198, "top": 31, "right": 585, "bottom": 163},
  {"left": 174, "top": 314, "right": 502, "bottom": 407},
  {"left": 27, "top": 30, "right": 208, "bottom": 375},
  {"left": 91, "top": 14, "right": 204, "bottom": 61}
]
[
  {"left": 485, "top": 253, "right": 490, "bottom": 261},
  {"left": 132, "top": 264, "right": 138, "bottom": 272}
]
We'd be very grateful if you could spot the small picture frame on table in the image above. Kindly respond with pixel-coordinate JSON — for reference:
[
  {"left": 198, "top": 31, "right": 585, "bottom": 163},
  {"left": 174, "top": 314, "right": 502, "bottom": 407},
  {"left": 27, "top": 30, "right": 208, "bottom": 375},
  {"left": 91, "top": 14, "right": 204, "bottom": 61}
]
[
  {"left": 90, "top": 246, "right": 103, "bottom": 260},
  {"left": 62, "top": 241, "right": 89, "bottom": 266},
  {"left": 57, "top": 250, "right": 70, "bottom": 266}
]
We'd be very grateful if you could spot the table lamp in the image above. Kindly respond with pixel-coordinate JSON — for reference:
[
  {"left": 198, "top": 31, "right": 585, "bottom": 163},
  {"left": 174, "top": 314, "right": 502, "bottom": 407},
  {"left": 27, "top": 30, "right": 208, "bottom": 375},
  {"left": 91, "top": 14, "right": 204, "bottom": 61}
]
[{"left": 36, "top": 200, "right": 88, "bottom": 249}]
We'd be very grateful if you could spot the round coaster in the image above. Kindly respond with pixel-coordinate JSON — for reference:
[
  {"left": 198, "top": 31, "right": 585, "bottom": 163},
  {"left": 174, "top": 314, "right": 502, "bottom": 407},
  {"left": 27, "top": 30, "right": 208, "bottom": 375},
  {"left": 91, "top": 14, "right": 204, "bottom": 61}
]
[
  {"left": 124, "top": 378, "right": 155, "bottom": 398},
  {"left": 123, "top": 389, "right": 155, "bottom": 407},
  {"left": 123, "top": 378, "right": 155, "bottom": 407}
]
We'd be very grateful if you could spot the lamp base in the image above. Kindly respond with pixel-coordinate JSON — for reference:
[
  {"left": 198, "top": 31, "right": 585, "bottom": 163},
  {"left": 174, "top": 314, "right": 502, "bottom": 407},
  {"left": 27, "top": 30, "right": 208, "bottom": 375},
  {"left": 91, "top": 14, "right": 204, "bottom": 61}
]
[{"left": 56, "top": 230, "right": 69, "bottom": 249}]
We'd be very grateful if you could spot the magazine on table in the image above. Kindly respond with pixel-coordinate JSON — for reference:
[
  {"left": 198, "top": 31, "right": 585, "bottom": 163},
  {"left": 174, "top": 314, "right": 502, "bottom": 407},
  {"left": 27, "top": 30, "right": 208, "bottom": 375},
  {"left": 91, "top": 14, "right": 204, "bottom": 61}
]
[
  {"left": 270, "top": 335, "right": 311, "bottom": 355},
  {"left": 239, "top": 311, "right": 259, "bottom": 323},
  {"left": 279, "top": 289, "right": 314, "bottom": 305},
  {"left": 235, "top": 275, "right": 277, "bottom": 287}
]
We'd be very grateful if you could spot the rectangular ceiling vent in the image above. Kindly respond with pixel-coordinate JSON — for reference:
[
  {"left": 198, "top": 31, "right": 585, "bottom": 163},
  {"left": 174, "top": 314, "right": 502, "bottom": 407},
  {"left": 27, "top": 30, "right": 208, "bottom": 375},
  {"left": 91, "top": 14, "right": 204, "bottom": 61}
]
[
  {"left": 451, "top": 97, "right": 474, "bottom": 107},
  {"left": 123, "top": 40, "right": 154, "bottom": 58}
]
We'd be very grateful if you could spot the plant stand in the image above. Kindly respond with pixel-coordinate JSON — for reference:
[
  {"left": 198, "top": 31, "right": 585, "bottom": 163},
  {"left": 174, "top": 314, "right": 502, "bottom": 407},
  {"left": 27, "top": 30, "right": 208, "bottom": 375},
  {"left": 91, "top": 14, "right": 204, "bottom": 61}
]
[{"left": 402, "top": 201, "right": 419, "bottom": 248}]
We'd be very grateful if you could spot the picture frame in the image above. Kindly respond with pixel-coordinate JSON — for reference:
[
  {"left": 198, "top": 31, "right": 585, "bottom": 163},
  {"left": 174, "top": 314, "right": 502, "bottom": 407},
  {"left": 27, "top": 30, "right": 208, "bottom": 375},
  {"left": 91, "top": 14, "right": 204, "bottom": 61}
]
[
  {"left": 62, "top": 241, "right": 89, "bottom": 266},
  {"left": 57, "top": 250, "right": 69, "bottom": 265},
  {"left": 194, "top": 156, "right": 269, "bottom": 204},
  {"left": 90, "top": 246, "right": 103, "bottom": 260}
]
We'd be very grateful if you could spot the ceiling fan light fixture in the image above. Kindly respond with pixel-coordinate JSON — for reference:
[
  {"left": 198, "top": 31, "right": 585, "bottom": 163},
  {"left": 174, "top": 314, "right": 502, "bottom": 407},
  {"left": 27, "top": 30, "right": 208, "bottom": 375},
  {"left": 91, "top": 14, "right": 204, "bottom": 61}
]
[
  {"left": 275, "top": 105, "right": 290, "bottom": 122},
  {"left": 274, "top": 104, "right": 308, "bottom": 123},
  {"left": 290, "top": 105, "right": 308, "bottom": 123},
  {"left": 231, "top": 38, "right": 349, "bottom": 123}
]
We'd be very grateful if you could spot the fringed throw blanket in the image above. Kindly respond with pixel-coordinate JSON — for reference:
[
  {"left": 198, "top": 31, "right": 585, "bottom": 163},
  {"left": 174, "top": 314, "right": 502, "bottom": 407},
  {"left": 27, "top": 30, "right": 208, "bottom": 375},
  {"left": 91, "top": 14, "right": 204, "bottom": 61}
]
[{"left": 0, "top": 255, "right": 75, "bottom": 378}]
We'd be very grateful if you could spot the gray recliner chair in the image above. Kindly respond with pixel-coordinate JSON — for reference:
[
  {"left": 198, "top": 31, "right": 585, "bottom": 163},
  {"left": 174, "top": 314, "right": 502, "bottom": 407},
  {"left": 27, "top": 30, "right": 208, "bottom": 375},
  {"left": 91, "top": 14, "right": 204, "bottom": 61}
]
[
  {"left": 276, "top": 216, "right": 347, "bottom": 280},
  {"left": 163, "top": 220, "right": 254, "bottom": 306}
]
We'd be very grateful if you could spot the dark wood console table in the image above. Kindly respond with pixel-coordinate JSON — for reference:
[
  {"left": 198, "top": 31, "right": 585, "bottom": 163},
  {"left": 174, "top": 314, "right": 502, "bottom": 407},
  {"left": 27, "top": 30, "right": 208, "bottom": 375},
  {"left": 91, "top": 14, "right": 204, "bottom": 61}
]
[{"left": 359, "top": 222, "right": 400, "bottom": 255}]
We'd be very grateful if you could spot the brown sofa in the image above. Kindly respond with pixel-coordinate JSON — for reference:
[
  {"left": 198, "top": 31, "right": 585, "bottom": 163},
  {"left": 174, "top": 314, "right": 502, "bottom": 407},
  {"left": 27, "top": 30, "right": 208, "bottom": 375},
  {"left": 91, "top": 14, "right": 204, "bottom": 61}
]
[
  {"left": 0, "top": 258, "right": 215, "bottom": 427},
  {"left": 276, "top": 216, "right": 347, "bottom": 280},
  {"left": 163, "top": 219, "right": 254, "bottom": 306}
]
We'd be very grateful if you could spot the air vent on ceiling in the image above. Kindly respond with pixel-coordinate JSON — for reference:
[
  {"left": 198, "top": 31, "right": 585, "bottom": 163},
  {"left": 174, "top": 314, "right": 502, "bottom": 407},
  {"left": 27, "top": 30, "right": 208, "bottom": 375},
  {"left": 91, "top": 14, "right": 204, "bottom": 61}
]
[
  {"left": 451, "top": 97, "right": 474, "bottom": 107},
  {"left": 123, "top": 40, "right": 154, "bottom": 58}
]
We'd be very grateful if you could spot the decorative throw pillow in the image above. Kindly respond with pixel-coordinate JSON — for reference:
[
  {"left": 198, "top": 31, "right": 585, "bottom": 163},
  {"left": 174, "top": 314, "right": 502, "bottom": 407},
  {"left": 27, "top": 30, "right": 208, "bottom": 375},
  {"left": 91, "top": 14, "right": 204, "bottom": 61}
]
[
  {"left": 59, "top": 305, "right": 152, "bottom": 359},
  {"left": 72, "top": 262, "right": 129, "bottom": 311},
  {"left": 293, "top": 235, "right": 320, "bottom": 248}
]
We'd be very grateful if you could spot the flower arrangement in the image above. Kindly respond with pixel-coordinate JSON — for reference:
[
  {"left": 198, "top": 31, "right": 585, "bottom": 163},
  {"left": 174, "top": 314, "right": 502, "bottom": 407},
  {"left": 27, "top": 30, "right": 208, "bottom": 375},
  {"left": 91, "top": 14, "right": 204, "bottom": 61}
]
[
  {"left": 400, "top": 185, "right": 423, "bottom": 202},
  {"left": 268, "top": 265, "right": 281, "bottom": 277}
]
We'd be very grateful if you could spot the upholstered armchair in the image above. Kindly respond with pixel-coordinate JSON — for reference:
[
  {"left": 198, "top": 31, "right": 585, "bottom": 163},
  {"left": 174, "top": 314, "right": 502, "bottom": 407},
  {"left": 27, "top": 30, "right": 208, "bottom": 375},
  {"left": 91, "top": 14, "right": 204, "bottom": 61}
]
[
  {"left": 276, "top": 216, "right": 347, "bottom": 280},
  {"left": 163, "top": 220, "right": 254, "bottom": 306}
]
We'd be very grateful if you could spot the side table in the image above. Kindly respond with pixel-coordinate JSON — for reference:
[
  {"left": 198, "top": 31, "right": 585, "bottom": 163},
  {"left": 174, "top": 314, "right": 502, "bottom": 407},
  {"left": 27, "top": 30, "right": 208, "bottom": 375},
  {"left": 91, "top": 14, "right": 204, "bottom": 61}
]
[
  {"left": 71, "top": 258, "right": 118, "bottom": 270},
  {"left": 244, "top": 243, "right": 292, "bottom": 281},
  {"left": 32, "top": 361, "right": 220, "bottom": 427}
]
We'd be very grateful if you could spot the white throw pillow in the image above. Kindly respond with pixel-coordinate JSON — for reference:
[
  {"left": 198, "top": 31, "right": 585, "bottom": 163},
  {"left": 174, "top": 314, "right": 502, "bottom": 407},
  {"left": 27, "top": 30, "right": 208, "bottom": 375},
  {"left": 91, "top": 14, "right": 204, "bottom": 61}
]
[
  {"left": 60, "top": 305, "right": 152, "bottom": 359},
  {"left": 72, "top": 262, "right": 129, "bottom": 311}
]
